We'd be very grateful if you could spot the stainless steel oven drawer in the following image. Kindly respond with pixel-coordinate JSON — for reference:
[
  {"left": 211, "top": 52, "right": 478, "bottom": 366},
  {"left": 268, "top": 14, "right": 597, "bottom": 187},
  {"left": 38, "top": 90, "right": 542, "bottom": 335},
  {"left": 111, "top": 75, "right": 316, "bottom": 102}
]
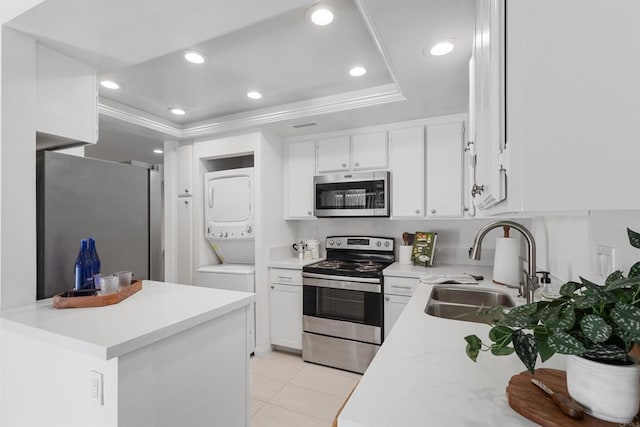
[
  {"left": 303, "top": 315, "right": 381, "bottom": 344},
  {"left": 302, "top": 332, "right": 379, "bottom": 374}
]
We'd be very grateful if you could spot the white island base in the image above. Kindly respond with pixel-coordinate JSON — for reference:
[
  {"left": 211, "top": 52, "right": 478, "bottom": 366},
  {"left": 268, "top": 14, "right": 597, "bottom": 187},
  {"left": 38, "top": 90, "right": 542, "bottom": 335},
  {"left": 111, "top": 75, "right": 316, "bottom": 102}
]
[{"left": 0, "top": 280, "right": 254, "bottom": 427}]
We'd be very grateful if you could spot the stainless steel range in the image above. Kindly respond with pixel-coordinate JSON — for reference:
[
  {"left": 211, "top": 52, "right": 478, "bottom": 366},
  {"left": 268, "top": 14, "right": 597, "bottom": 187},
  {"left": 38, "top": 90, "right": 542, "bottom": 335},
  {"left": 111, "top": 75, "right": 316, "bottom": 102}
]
[{"left": 302, "top": 236, "right": 394, "bottom": 373}]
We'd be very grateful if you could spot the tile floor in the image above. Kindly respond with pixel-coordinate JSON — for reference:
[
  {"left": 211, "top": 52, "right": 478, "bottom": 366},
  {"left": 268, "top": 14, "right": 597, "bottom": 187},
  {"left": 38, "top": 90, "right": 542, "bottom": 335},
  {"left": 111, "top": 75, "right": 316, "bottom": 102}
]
[{"left": 250, "top": 351, "right": 361, "bottom": 427}]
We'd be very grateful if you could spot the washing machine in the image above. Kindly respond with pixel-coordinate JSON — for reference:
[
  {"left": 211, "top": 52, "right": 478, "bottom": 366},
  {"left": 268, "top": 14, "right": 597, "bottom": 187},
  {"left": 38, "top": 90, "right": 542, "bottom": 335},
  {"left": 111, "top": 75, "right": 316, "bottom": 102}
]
[{"left": 194, "top": 264, "right": 256, "bottom": 354}]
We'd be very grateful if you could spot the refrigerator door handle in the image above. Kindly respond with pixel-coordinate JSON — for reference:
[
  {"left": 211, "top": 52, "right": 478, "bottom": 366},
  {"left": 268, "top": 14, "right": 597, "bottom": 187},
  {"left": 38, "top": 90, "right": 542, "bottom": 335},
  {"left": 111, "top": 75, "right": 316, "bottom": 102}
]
[{"left": 208, "top": 187, "right": 214, "bottom": 209}]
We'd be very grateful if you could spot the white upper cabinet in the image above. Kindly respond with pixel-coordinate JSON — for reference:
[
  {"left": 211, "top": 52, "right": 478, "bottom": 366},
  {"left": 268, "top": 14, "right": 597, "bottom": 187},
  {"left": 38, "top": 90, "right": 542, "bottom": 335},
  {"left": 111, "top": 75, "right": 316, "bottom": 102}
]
[
  {"left": 351, "top": 131, "right": 388, "bottom": 171},
  {"left": 469, "top": 0, "right": 506, "bottom": 211},
  {"left": 177, "top": 144, "right": 193, "bottom": 197},
  {"left": 36, "top": 44, "right": 98, "bottom": 146},
  {"left": 426, "top": 120, "right": 464, "bottom": 218},
  {"left": 472, "top": 0, "right": 640, "bottom": 213},
  {"left": 389, "top": 126, "right": 424, "bottom": 218},
  {"left": 316, "top": 136, "right": 351, "bottom": 173},
  {"left": 286, "top": 140, "right": 316, "bottom": 219}
]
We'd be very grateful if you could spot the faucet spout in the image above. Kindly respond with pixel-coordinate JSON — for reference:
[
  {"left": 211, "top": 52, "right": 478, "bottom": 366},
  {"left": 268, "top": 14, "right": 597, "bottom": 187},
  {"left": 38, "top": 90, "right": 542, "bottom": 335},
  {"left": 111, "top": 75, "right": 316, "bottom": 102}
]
[{"left": 469, "top": 220, "right": 538, "bottom": 303}]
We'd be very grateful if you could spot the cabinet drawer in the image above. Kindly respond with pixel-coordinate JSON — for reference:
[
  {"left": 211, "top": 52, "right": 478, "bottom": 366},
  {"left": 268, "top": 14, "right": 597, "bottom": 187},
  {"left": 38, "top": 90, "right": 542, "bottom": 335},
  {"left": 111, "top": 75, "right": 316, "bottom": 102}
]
[
  {"left": 270, "top": 268, "right": 302, "bottom": 285},
  {"left": 384, "top": 276, "right": 419, "bottom": 296}
]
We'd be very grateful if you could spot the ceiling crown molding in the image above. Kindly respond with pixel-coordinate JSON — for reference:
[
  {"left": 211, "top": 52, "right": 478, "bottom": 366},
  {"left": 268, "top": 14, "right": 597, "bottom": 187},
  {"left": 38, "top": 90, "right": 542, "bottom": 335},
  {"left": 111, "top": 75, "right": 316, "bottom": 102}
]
[{"left": 98, "top": 83, "right": 405, "bottom": 140}]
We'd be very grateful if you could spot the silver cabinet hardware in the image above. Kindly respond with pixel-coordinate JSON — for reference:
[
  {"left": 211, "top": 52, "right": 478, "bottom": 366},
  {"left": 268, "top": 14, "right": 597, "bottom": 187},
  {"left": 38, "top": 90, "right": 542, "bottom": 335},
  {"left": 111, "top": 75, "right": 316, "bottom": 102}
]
[
  {"left": 354, "top": 161, "right": 360, "bottom": 167},
  {"left": 384, "top": 296, "right": 390, "bottom": 301},
  {"left": 307, "top": 210, "right": 312, "bottom": 215},
  {"left": 391, "top": 285, "right": 411, "bottom": 289},
  {"left": 342, "top": 163, "right": 347, "bottom": 168},
  {"left": 277, "top": 276, "right": 293, "bottom": 281},
  {"left": 431, "top": 209, "right": 436, "bottom": 214},
  {"left": 415, "top": 209, "right": 420, "bottom": 214},
  {"left": 271, "top": 285, "right": 275, "bottom": 289},
  {"left": 471, "top": 184, "right": 485, "bottom": 197}
]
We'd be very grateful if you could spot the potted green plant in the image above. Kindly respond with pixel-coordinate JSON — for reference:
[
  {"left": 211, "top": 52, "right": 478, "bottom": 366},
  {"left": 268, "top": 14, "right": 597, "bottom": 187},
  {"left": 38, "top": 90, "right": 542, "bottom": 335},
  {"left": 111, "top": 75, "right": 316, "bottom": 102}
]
[{"left": 464, "top": 228, "right": 640, "bottom": 423}]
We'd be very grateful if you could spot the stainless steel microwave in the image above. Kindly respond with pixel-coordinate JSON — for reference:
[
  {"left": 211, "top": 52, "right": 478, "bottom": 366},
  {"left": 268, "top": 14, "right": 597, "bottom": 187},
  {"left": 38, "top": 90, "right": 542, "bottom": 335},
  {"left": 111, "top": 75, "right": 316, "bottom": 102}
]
[{"left": 314, "top": 171, "right": 390, "bottom": 217}]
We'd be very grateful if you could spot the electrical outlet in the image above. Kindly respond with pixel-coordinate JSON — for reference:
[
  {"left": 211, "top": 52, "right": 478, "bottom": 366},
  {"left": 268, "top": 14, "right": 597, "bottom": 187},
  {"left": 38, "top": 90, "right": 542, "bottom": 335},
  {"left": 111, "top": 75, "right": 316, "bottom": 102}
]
[
  {"left": 90, "top": 370, "right": 104, "bottom": 406},
  {"left": 596, "top": 245, "right": 615, "bottom": 277}
]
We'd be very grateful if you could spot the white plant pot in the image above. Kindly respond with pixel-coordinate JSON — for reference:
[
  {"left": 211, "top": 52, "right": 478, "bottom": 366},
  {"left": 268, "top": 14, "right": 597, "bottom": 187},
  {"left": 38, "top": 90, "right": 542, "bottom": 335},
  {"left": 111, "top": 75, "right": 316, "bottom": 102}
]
[{"left": 566, "top": 354, "right": 640, "bottom": 423}]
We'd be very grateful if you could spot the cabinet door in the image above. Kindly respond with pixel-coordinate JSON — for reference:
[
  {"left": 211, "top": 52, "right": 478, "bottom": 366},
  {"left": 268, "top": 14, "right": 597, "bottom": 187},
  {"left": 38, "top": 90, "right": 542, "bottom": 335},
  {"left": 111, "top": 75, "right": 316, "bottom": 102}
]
[
  {"left": 351, "top": 132, "right": 388, "bottom": 171},
  {"left": 426, "top": 121, "right": 464, "bottom": 217},
  {"left": 316, "top": 136, "right": 350, "bottom": 173},
  {"left": 384, "top": 294, "right": 411, "bottom": 338},
  {"left": 36, "top": 44, "right": 98, "bottom": 145},
  {"left": 389, "top": 126, "right": 424, "bottom": 218},
  {"left": 176, "top": 198, "right": 192, "bottom": 285},
  {"left": 177, "top": 144, "right": 193, "bottom": 197},
  {"left": 270, "top": 283, "right": 303, "bottom": 350},
  {"left": 473, "top": 0, "right": 507, "bottom": 210},
  {"left": 287, "top": 140, "right": 315, "bottom": 219}
]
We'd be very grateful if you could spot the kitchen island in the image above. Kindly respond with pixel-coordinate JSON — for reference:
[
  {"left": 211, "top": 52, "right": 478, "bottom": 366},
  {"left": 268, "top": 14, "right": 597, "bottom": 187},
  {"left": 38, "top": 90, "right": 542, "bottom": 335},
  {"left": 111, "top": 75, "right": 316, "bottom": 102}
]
[
  {"left": 0, "top": 280, "right": 254, "bottom": 427},
  {"left": 339, "top": 275, "right": 566, "bottom": 427}
]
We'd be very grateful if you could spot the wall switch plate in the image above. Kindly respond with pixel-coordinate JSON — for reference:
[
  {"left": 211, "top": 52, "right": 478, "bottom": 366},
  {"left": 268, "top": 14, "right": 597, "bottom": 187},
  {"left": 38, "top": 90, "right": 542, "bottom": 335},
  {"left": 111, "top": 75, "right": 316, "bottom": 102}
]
[
  {"left": 90, "top": 370, "right": 104, "bottom": 406},
  {"left": 596, "top": 245, "right": 615, "bottom": 277}
]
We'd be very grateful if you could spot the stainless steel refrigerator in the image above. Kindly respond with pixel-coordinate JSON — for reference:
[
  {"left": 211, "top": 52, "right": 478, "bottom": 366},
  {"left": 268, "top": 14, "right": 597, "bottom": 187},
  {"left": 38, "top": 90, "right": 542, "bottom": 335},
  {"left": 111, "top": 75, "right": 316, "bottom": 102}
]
[{"left": 36, "top": 151, "right": 163, "bottom": 299}]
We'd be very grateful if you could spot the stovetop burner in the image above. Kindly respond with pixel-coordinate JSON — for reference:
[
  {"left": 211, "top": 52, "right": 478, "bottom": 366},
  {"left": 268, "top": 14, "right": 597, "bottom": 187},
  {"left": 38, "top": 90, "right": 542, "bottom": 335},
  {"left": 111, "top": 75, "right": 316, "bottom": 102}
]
[{"left": 314, "top": 260, "right": 346, "bottom": 269}]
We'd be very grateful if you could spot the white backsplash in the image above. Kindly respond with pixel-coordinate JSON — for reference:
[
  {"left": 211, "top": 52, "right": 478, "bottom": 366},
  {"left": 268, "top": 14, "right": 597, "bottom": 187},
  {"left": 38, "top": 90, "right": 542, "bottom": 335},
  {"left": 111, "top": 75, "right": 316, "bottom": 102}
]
[
  {"left": 533, "top": 210, "right": 640, "bottom": 283},
  {"left": 295, "top": 218, "right": 528, "bottom": 266}
]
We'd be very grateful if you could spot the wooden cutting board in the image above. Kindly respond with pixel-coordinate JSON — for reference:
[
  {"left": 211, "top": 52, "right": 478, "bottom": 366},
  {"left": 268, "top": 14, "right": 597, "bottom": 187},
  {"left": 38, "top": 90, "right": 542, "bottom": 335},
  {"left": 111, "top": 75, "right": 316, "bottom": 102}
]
[{"left": 506, "top": 368, "right": 629, "bottom": 427}]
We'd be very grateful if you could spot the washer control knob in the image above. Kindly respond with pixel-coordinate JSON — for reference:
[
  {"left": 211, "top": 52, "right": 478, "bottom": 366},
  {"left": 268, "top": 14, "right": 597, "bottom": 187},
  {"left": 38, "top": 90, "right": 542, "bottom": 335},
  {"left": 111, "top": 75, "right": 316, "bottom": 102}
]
[
  {"left": 246, "top": 226, "right": 253, "bottom": 233},
  {"left": 329, "top": 240, "right": 335, "bottom": 246},
  {"left": 219, "top": 232, "right": 223, "bottom": 238},
  {"left": 376, "top": 241, "right": 382, "bottom": 247},
  {"left": 224, "top": 232, "right": 228, "bottom": 238},
  {"left": 336, "top": 240, "right": 342, "bottom": 245},
  {"left": 384, "top": 241, "right": 390, "bottom": 247}
]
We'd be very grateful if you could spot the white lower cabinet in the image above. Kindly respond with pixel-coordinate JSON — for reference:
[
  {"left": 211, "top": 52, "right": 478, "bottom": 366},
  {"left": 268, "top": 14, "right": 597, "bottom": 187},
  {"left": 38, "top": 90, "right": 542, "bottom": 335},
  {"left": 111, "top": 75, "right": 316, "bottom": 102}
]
[
  {"left": 384, "top": 294, "right": 411, "bottom": 338},
  {"left": 270, "top": 268, "right": 303, "bottom": 350},
  {"left": 384, "top": 276, "right": 419, "bottom": 338}
]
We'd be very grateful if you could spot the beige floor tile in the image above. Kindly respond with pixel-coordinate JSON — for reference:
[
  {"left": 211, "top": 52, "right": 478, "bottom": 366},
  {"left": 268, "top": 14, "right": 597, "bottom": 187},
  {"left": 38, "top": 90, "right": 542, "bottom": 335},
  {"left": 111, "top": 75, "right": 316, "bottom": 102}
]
[
  {"left": 251, "top": 403, "right": 331, "bottom": 427},
  {"left": 250, "top": 398, "right": 266, "bottom": 417},
  {"left": 269, "top": 383, "right": 345, "bottom": 422},
  {"left": 252, "top": 352, "right": 305, "bottom": 382},
  {"left": 250, "top": 374, "right": 286, "bottom": 402},
  {"left": 302, "top": 361, "right": 363, "bottom": 381},
  {"left": 291, "top": 364, "right": 360, "bottom": 398}
]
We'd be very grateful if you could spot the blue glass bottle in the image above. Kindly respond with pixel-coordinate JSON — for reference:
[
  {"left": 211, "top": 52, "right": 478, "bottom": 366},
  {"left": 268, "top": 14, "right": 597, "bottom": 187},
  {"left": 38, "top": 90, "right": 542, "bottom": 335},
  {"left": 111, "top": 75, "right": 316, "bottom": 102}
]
[
  {"left": 87, "top": 237, "right": 101, "bottom": 288},
  {"left": 74, "top": 239, "right": 90, "bottom": 290}
]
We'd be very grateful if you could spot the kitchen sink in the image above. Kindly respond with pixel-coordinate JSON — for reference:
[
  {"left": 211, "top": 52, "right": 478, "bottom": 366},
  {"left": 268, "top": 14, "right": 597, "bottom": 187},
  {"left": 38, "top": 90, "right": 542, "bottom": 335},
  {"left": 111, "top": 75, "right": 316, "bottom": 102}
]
[
  {"left": 425, "top": 286, "right": 516, "bottom": 324},
  {"left": 430, "top": 287, "right": 515, "bottom": 307}
]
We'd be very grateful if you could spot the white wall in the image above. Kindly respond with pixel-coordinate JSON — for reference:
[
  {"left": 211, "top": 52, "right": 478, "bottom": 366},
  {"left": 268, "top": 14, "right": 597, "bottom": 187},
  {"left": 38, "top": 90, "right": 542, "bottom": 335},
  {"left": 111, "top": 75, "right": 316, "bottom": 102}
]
[
  {"left": 0, "top": 27, "right": 37, "bottom": 309},
  {"left": 532, "top": 211, "right": 640, "bottom": 284},
  {"left": 255, "top": 129, "right": 295, "bottom": 354}
]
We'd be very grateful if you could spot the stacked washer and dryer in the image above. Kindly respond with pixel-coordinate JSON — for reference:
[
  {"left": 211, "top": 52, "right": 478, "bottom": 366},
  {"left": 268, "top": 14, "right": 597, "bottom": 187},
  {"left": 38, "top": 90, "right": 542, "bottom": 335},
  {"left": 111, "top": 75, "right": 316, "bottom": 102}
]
[{"left": 194, "top": 167, "right": 256, "bottom": 353}]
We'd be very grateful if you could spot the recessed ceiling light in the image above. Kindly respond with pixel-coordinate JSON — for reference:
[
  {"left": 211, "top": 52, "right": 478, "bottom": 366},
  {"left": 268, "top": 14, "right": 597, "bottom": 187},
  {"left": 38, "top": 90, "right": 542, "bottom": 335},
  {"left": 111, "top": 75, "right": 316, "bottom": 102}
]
[
  {"left": 169, "top": 107, "right": 186, "bottom": 116},
  {"left": 100, "top": 80, "right": 120, "bottom": 90},
  {"left": 153, "top": 149, "right": 164, "bottom": 154},
  {"left": 349, "top": 66, "right": 367, "bottom": 77},
  {"left": 429, "top": 41, "right": 455, "bottom": 56},
  {"left": 306, "top": 5, "right": 334, "bottom": 26},
  {"left": 184, "top": 51, "right": 207, "bottom": 64},
  {"left": 247, "top": 91, "right": 262, "bottom": 100}
]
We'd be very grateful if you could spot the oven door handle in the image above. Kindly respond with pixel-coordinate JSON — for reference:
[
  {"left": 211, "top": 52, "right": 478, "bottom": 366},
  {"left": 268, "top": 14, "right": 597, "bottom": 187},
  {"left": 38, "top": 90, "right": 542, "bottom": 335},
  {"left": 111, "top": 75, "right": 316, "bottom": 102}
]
[{"left": 303, "top": 276, "right": 381, "bottom": 293}]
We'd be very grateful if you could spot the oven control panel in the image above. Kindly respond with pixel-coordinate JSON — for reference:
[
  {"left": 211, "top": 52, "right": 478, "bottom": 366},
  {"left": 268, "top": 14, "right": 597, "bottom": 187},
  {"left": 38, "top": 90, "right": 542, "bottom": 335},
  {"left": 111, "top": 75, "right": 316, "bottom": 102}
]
[{"left": 325, "top": 236, "right": 394, "bottom": 251}]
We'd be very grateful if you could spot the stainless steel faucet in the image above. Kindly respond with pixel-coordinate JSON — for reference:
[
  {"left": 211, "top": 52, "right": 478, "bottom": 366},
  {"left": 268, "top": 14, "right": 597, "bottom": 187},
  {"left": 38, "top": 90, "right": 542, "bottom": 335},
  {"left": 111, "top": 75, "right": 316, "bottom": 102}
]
[{"left": 469, "top": 220, "right": 538, "bottom": 303}]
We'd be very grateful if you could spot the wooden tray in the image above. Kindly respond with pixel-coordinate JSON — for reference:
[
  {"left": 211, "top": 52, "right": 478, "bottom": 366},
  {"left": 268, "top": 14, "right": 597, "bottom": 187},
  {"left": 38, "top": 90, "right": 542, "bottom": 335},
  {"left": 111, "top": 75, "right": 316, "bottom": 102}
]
[
  {"left": 53, "top": 280, "right": 142, "bottom": 309},
  {"left": 506, "top": 368, "right": 638, "bottom": 426}
]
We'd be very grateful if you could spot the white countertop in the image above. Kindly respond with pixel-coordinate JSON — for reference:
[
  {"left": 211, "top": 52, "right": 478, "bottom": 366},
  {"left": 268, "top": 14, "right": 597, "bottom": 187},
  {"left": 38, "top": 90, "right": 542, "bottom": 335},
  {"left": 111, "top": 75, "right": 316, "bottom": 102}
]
[
  {"left": 339, "top": 280, "right": 566, "bottom": 427},
  {"left": 269, "top": 257, "right": 324, "bottom": 269},
  {"left": 384, "top": 262, "right": 496, "bottom": 282},
  {"left": 0, "top": 280, "right": 254, "bottom": 360}
]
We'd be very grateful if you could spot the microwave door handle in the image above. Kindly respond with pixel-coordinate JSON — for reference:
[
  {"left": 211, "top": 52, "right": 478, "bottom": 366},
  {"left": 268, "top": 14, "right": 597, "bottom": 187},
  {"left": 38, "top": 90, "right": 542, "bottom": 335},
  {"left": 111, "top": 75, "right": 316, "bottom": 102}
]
[{"left": 209, "top": 187, "right": 214, "bottom": 209}]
